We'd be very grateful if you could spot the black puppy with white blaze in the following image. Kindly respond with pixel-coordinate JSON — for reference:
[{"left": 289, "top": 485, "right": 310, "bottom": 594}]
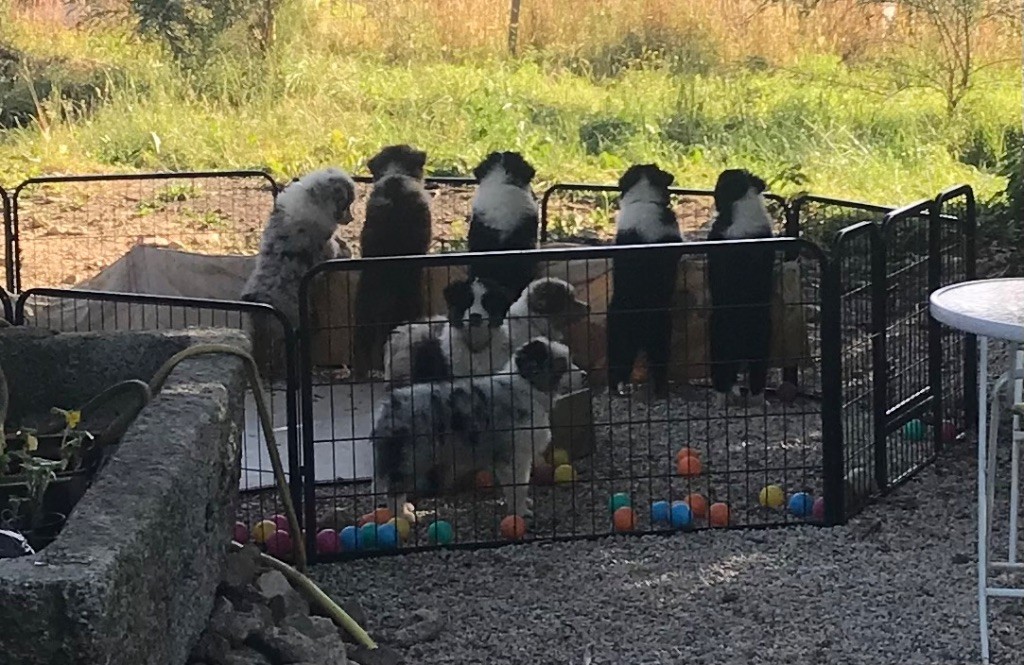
[
  {"left": 466, "top": 151, "right": 540, "bottom": 299},
  {"left": 606, "top": 164, "right": 682, "bottom": 397},
  {"left": 706, "top": 168, "right": 775, "bottom": 407}
]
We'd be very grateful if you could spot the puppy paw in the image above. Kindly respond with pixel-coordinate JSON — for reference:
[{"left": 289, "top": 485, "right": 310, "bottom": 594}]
[{"left": 400, "top": 502, "right": 418, "bottom": 524}]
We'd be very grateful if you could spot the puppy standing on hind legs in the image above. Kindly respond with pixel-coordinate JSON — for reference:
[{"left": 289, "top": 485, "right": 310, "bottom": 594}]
[
  {"left": 706, "top": 168, "right": 775, "bottom": 409},
  {"left": 606, "top": 164, "right": 683, "bottom": 398},
  {"left": 352, "top": 145, "right": 433, "bottom": 379},
  {"left": 371, "top": 337, "right": 585, "bottom": 523}
]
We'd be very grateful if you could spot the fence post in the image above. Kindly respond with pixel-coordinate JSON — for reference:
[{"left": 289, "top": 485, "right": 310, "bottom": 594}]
[
  {"left": 508, "top": 0, "right": 522, "bottom": 55},
  {"left": 820, "top": 249, "right": 846, "bottom": 525}
]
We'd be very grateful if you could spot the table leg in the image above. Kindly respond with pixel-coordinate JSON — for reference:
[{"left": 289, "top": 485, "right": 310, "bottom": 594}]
[
  {"left": 979, "top": 335, "right": 990, "bottom": 664},
  {"left": 1011, "top": 346, "right": 1024, "bottom": 563}
]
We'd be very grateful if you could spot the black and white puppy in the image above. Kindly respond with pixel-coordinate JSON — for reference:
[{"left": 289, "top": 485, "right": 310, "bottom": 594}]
[
  {"left": 352, "top": 144, "right": 433, "bottom": 378},
  {"left": 606, "top": 164, "right": 682, "bottom": 397},
  {"left": 706, "top": 168, "right": 775, "bottom": 407},
  {"left": 383, "top": 276, "right": 514, "bottom": 386},
  {"left": 466, "top": 151, "right": 540, "bottom": 299},
  {"left": 372, "top": 337, "right": 585, "bottom": 522}
]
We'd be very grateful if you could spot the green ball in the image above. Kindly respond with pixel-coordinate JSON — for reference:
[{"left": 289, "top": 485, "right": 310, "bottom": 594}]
[
  {"left": 358, "top": 522, "right": 378, "bottom": 549},
  {"left": 903, "top": 419, "right": 926, "bottom": 441},
  {"left": 427, "top": 520, "right": 453, "bottom": 545},
  {"left": 608, "top": 492, "right": 631, "bottom": 514}
]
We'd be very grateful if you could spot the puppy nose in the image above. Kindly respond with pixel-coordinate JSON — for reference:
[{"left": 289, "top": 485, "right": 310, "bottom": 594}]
[{"left": 468, "top": 313, "right": 484, "bottom": 327}]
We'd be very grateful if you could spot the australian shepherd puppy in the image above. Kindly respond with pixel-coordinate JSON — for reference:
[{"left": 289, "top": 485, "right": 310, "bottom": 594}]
[
  {"left": 383, "top": 276, "right": 514, "bottom": 386},
  {"left": 706, "top": 168, "right": 775, "bottom": 407},
  {"left": 352, "top": 144, "right": 433, "bottom": 378},
  {"left": 606, "top": 164, "right": 683, "bottom": 397},
  {"left": 384, "top": 276, "right": 589, "bottom": 386},
  {"left": 372, "top": 337, "right": 586, "bottom": 522},
  {"left": 466, "top": 151, "right": 540, "bottom": 299}
]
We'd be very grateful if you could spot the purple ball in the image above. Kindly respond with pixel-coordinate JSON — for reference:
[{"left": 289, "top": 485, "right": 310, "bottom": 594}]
[
  {"left": 811, "top": 497, "right": 826, "bottom": 522},
  {"left": 316, "top": 528, "right": 340, "bottom": 554}
]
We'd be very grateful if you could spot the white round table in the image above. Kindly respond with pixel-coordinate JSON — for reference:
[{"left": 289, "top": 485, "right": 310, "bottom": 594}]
[{"left": 930, "top": 278, "right": 1024, "bottom": 664}]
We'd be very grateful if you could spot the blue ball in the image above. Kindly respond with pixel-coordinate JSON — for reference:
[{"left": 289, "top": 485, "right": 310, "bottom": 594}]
[
  {"left": 670, "top": 501, "right": 693, "bottom": 529},
  {"left": 358, "top": 523, "right": 378, "bottom": 549},
  {"left": 788, "top": 492, "right": 814, "bottom": 518},
  {"left": 650, "top": 500, "right": 671, "bottom": 525},
  {"left": 376, "top": 522, "right": 399, "bottom": 550},
  {"left": 339, "top": 525, "right": 360, "bottom": 551}
]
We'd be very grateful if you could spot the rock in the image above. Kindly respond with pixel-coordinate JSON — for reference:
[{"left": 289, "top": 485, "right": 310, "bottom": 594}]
[
  {"left": 222, "top": 647, "right": 273, "bottom": 665},
  {"left": 331, "top": 599, "right": 368, "bottom": 643},
  {"left": 222, "top": 546, "right": 262, "bottom": 593},
  {"left": 320, "top": 638, "right": 349, "bottom": 665},
  {"left": 256, "top": 570, "right": 309, "bottom": 622},
  {"left": 248, "top": 626, "right": 324, "bottom": 664},
  {"left": 281, "top": 613, "right": 337, "bottom": 641},
  {"left": 393, "top": 608, "right": 443, "bottom": 647},
  {"left": 348, "top": 644, "right": 404, "bottom": 665},
  {"left": 209, "top": 597, "right": 272, "bottom": 647},
  {"left": 191, "top": 630, "right": 231, "bottom": 664}
]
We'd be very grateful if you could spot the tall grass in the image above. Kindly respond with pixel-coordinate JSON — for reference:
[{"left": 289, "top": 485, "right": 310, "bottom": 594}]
[{"left": 0, "top": 0, "right": 1019, "bottom": 203}]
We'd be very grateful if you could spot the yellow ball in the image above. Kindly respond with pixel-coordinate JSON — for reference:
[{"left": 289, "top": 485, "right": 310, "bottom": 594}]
[
  {"left": 252, "top": 519, "right": 277, "bottom": 544},
  {"left": 554, "top": 463, "right": 577, "bottom": 484},
  {"left": 759, "top": 484, "right": 785, "bottom": 509},
  {"left": 387, "top": 517, "right": 411, "bottom": 541},
  {"left": 550, "top": 448, "right": 571, "bottom": 467}
]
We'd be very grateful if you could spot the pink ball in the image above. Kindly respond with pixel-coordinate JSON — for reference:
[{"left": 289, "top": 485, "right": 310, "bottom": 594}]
[
  {"left": 232, "top": 521, "right": 249, "bottom": 543},
  {"left": 271, "top": 514, "right": 290, "bottom": 531},
  {"left": 316, "top": 529, "right": 340, "bottom": 554},
  {"left": 812, "top": 497, "right": 826, "bottom": 522},
  {"left": 265, "top": 530, "right": 293, "bottom": 560},
  {"left": 941, "top": 421, "right": 957, "bottom": 444}
]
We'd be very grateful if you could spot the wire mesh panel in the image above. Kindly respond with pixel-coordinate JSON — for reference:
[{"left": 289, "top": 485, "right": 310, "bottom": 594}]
[
  {"left": 932, "top": 185, "right": 977, "bottom": 438},
  {"left": 350, "top": 175, "right": 478, "bottom": 254},
  {"left": 791, "top": 195, "right": 892, "bottom": 247},
  {"left": 298, "top": 239, "right": 829, "bottom": 561},
  {"left": 832, "top": 222, "right": 884, "bottom": 515},
  {"left": 14, "top": 288, "right": 302, "bottom": 535},
  {"left": 9, "top": 171, "right": 278, "bottom": 293},
  {"left": 539, "top": 184, "right": 792, "bottom": 244}
]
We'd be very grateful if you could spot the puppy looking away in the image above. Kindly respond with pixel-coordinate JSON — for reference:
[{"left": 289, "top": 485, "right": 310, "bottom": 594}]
[
  {"left": 241, "top": 167, "right": 356, "bottom": 326},
  {"left": 606, "top": 164, "right": 682, "bottom": 397},
  {"left": 706, "top": 168, "right": 775, "bottom": 407},
  {"left": 467, "top": 151, "right": 540, "bottom": 299},
  {"left": 372, "top": 336, "right": 586, "bottom": 522},
  {"left": 352, "top": 144, "right": 433, "bottom": 378}
]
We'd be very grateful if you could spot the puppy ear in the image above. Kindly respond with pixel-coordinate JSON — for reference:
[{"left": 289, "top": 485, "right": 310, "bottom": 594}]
[
  {"left": 410, "top": 148, "right": 428, "bottom": 170},
  {"left": 473, "top": 152, "right": 498, "bottom": 181},
  {"left": 618, "top": 165, "right": 643, "bottom": 192},
  {"left": 749, "top": 172, "right": 767, "bottom": 193},
  {"left": 367, "top": 152, "right": 385, "bottom": 179},
  {"left": 567, "top": 297, "right": 590, "bottom": 323},
  {"left": 507, "top": 153, "right": 536, "bottom": 184},
  {"left": 653, "top": 167, "right": 675, "bottom": 190},
  {"left": 527, "top": 280, "right": 562, "bottom": 315},
  {"left": 443, "top": 280, "right": 470, "bottom": 307},
  {"left": 514, "top": 339, "right": 551, "bottom": 383}
]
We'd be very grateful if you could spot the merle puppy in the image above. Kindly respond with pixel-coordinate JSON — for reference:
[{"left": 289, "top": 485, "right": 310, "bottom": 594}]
[
  {"left": 352, "top": 144, "right": 433, "bottom": 378},
  {"left": 466, "top": 151, "right": 540, "bottom": 299},
  {"left": 606, "top": 164, "right": 682, "bottom": 397},
  {"left": 706, "top": 168, "right": 775, "bottom": 407}
]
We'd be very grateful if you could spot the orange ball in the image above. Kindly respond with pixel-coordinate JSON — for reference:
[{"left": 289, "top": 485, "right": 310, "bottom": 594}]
[
  {"left": 358, "top": 507, "right": 393, "bottom": 526},
  {"left": 684, "top": 493, "right": 708, "bottom": 519},
  {"left": 676, "top": 454, "right": 703, "bottom": 477},
  {"left": 709, "top": 502, "right": 730, "bottom": 527},
  {"left": 675, "top": 447, "right": 701, "bottom": 461},
  {"left": 500, "top": 515, "right": 527, "bottom": 540},
  {"left": 612, "top": 507, "right": 636, "bottom": 532},
  {"left": 475, "top": 470, "right": 494, "bottom": 490}
]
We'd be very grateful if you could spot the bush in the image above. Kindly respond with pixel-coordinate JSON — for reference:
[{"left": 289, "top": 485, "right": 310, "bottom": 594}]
[{"left": 125, "top": 0, "right": 274, "bottom": 64}]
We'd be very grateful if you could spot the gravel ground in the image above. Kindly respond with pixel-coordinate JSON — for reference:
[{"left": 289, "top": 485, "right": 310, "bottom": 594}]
[{"left": 309, "top": 338, "right": 1024, "bottom": 665}]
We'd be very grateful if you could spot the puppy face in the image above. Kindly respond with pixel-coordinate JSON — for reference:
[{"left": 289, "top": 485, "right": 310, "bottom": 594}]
[
  {"left": 713, "top": 169, "right": 767, "bottom": 210},
  {"left": 524, "top": 277, "right": 589, "bottom": 330},
  {"left": 304, "top": 167, "right": 356, "bottom": 226},
  {"left": 473, "top": 151, "right": 537, "bottom": 188},
  {"left": 514, "top": 337, "right": 587, "bottom": 395},
  {"left": 618, "top": 164, "right": 675, "bottom": 194},
  {"left": 367, "top": 144, "right": 428, "bottom": 181},
  {"left": 444, "top": 277, "right": 513, "bottom": 352}
]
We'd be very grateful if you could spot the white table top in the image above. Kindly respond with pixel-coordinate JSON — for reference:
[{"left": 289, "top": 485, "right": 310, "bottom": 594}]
[{"left": 930, "top": 278, "right": 1024, "bottom": 342}]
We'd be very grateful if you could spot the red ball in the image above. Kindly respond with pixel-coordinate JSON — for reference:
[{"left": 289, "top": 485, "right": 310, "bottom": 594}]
[
  {"left": 316, "top": 529, "right": 340, "bottom": 554},
  {"left": 941, "top": 421, "right": 957, "bottom": 444},
  {"left": 232, "top": 521, "right": 249, "bottom": 543},
  {"left": 812, "top": 497, "right": 826, "bottom": 522},
  {"left": 265, "top": 530, "right": 293, "bottom": 560},
  {"left": 271, "top": 514, "right": 290, "bottom": 531}
]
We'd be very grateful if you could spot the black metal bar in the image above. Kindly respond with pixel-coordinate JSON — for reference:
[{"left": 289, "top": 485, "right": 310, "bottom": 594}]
[
  {"left": 350, "top": 175, "right": 477, "bottom": 188},
  {"left": 0, "top": 185, "right": 11, "bottom": 294},
  {"left": 13, "top": 287, "right": 304, "bottom": 525},
  {"left": 790, "top": 194, "right": 895, "bottom": 217},
  {"left": 927, "top": 198, "right": 943, "bottom": 452},
  {"left": 0, "top": 287, "right": 12, "bottom": 324},
  {"left": 820, "top": 231, "right": 844, "bottom": 525},
  {"left": 297, "top": 276, "right": 319, "bottom": 564},
  {"left": 869, "top": 220, "right": 887, "bottom": 496}
]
